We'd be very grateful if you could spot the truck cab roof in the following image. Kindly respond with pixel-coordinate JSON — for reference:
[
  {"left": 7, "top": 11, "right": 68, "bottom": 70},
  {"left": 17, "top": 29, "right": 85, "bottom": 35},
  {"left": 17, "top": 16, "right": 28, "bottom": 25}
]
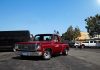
[{"left": 35, "top": 34, "right": 58, "bottom": 36}]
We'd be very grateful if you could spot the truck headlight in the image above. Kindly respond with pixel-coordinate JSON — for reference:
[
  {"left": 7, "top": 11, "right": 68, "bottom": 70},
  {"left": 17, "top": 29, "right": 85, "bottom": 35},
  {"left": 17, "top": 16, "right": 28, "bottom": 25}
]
[{"left": 35, "top": 44, "right": 41, "bottom": 51}]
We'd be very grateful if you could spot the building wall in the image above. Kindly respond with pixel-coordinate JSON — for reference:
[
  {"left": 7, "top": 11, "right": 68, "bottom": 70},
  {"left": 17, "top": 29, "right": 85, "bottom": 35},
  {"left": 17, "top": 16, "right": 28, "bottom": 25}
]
[
  {"left": 92, "top": 35, "right": 100, "bottom": 39},
  {"left": 77, "top": 32, "right": 90, "bottom": 41}
]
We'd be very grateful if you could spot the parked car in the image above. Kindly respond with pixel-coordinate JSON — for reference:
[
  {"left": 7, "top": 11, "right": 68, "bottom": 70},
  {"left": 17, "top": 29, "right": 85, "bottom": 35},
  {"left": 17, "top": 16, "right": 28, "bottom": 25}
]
[
  {"left": 81, "top": 40, "right": 100, "bottom": 48},
  {"left": 68, "top": 41, "right": 75, "bottom": 48},
  {"left": 74, "top": 42, "right": 81, "bottom": 48},
  {"left": 14, "top": 34, "right": 69, "bottom": 60}
]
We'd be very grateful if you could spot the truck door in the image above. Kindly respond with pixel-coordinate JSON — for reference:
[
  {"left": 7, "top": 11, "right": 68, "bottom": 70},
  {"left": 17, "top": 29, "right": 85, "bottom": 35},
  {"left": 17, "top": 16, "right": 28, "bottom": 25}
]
[{"left": 53, "top": 35, "right": 62, "bottom": 53}]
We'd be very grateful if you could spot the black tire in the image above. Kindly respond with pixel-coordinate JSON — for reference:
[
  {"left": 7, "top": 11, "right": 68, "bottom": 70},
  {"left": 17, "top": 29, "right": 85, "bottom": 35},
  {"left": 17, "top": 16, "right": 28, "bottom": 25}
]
[
  {"left": 62, "top": 48, "right": 69, "bottom": 56},
  {"left": 81, "top": 44, "right": 85, "bottom": 48},
  {"left": 43, "top": 50, "right": 51, "bottom": 60},
  {"left": 20, "top": 55, "right": 25, "bottom": 58}
]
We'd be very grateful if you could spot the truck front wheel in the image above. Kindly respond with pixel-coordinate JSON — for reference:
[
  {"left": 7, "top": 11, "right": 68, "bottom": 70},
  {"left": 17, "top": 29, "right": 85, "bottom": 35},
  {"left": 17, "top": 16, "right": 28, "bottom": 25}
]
[{"left": 43, "top": 50, "right": 51, "bottom": 60}]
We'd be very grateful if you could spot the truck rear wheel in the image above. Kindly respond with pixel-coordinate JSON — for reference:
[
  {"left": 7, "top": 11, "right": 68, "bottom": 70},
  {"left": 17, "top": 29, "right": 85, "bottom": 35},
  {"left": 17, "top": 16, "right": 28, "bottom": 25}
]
[
  {"left": 43, "top": 50, "right": 51, "bottom": 60},
  {"left": 62, "top": 48, "right": 69, "bottom": 56}
]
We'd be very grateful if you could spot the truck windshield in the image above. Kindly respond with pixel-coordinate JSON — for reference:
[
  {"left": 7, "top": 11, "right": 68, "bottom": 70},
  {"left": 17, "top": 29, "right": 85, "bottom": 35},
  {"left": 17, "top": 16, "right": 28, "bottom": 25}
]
[{"left": 34, "top": 35, "right": 52, "bottom": 41}]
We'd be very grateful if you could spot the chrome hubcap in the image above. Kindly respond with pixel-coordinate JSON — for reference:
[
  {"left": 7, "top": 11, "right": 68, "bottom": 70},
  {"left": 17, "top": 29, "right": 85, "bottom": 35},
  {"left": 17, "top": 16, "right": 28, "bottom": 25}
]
[{"left": 44, "top": 51, "right": 51, "bottom": 59}]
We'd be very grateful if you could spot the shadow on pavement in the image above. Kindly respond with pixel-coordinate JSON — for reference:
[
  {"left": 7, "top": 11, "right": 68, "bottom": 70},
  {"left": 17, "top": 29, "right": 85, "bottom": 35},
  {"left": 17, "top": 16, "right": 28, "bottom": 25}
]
[
  {"left": 12, "top": 54, "right": 61, "bottom": 61},
  {"left": 0, "top": 49, "right": 13, "bottom": 52},
  {"left": 12, "top": 56, "right": 46, "bottom": 61}
]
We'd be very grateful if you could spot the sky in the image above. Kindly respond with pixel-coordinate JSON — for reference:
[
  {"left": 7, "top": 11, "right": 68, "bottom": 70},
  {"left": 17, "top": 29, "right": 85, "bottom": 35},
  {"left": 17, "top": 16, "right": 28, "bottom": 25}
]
[{"left": 0, "top": 0, "right": 100, "bottom": 35}]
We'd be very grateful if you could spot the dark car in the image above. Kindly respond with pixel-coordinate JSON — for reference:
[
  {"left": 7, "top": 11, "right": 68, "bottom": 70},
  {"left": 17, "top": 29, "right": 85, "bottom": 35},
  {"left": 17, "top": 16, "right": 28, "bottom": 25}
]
[{"left": 68, "top": 41, "right": 75, "bottom": 48}]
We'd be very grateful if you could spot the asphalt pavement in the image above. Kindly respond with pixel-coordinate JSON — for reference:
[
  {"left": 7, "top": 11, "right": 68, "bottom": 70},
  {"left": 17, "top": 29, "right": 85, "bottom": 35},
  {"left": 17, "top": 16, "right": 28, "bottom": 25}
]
[{"left": 0, "top": 48, "right": 100, "bottom": 70}]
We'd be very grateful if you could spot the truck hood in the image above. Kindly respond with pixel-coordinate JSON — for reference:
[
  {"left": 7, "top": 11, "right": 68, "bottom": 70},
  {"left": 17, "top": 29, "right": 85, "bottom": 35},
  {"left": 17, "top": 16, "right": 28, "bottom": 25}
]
[{"left": 16, "top": 41, "right": 51, "bottom": 44}]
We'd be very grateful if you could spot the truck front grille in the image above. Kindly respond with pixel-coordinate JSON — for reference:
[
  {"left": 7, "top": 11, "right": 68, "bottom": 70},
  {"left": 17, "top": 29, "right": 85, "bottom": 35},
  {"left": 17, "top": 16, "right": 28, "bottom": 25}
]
[{"left": 18, "top": 44, "right": 36, "bottom": 51}]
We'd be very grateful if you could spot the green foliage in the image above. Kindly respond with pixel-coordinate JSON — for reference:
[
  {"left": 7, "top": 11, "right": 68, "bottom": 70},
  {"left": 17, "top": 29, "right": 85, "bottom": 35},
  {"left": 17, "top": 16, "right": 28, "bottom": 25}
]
[
  {"left": 85, "top": 14, "right": 100, "bottom": 37},
  {"left": 73, "top": 27, "right": 81, "bottom": 40},
  {"left": 54, "top": 30, "right": 59, "bottom": 35},
  {"left": 62, "top": 26, "right": 81, "bottom": 41}
]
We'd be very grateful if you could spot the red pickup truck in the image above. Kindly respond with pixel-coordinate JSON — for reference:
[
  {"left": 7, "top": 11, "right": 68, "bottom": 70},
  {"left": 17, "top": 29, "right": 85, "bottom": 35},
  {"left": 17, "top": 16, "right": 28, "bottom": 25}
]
[{"left": 14, "top": 34, "right": 69, "bottom": 60}]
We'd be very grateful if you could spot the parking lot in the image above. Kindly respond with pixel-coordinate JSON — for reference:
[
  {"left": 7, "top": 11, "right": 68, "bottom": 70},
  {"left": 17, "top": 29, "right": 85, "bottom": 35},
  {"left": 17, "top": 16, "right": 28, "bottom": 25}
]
[{"left": 0, "top": 48, "right": 100, "bottom": 70}]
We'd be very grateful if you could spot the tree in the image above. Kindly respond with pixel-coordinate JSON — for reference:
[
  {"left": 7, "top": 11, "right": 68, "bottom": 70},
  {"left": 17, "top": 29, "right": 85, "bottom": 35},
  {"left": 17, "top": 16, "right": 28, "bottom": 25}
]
[
  {"left": 62, "top": 26, "right": 74, "bottom": 41},
  {"left": 54, "top": 30, "right": 59, "bottom": 35},
  {"left": 73, "top": 27, "right": 81, "bottom": 40},
  {"left": 66, "top": 26, "right": 74, "bottom": 40},
  {"left": 62, "top": 26, "right": 81, "bottom": 41},
  {"left": 85, "top": 14, "right": 100, "bottom": 37}
]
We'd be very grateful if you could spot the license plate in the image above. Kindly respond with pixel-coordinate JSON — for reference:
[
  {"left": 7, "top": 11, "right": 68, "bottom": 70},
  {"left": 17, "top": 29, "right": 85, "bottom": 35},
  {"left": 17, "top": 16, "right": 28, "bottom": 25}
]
[{"left": 22, "top": 52, "right": 28, "bottom": 56}]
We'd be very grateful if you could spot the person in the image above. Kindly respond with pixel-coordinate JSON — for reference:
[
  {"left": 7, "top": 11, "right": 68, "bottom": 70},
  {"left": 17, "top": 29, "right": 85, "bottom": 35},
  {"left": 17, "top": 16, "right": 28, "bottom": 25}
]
[{"left": 46, "top": 38, "right": 49, "bottom": 41}]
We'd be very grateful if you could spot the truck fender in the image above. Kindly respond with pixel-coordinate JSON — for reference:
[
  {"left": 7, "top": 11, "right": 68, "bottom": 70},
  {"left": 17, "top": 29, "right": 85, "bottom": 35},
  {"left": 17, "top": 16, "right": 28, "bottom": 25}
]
[
  {"left": 43, "top": 48, "right": 52, "bottom": 55},
  {"left": 61, "top": 44, "right": 69, "bottom": 52}
]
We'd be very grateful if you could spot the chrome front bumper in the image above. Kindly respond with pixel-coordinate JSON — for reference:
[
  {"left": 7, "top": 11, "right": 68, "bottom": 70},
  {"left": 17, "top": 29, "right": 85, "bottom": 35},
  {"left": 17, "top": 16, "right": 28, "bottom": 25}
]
[{"left": 15, "top": 51, "right": 42, "bottom": 56}]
